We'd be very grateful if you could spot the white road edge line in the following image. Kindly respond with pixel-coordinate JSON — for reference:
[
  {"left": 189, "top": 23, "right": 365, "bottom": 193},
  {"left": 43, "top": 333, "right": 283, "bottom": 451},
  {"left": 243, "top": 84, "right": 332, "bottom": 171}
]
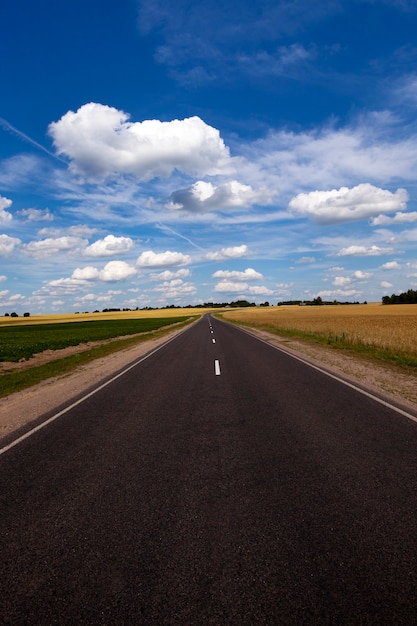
[
  {"left": 234, "top": 324, "right": 417, "bottom": 425},
  {"left": 0, "top": 327, "right": 190, "bottom": 457},
  {"left": 215, "top": 360, "right": 221, "bottom": 376}
]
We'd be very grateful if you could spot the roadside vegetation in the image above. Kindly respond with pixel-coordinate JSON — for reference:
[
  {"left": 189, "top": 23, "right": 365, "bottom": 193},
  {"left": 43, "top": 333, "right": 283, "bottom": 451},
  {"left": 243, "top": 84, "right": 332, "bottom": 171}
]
[
  {"left": 0, "top": 313, "right": 198, "bottom": 398},
  {"left": 218, "top": 303, "right": 417, "bottom": 370},
  {"left": 0, "top": 317, "right": 191, "bottom": 362}
]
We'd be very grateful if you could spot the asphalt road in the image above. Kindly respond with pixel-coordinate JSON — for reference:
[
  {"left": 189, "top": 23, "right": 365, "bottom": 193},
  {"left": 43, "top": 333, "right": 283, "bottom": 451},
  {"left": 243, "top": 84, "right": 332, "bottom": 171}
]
[{"left": 1, "top": 314, "right": 417, "bottom": 625}]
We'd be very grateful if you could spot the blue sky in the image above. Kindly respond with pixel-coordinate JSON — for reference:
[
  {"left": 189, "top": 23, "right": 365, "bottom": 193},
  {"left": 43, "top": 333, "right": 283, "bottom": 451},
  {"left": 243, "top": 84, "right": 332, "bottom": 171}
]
[{"left": 1, "top": 0, "right": 417, "bottom": 313}]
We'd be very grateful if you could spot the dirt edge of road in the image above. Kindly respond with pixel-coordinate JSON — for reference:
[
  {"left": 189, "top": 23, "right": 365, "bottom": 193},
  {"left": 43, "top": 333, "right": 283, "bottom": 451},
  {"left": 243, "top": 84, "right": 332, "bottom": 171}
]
[{"left": 1, "top": 320, "right": 417, "bottom": 442}]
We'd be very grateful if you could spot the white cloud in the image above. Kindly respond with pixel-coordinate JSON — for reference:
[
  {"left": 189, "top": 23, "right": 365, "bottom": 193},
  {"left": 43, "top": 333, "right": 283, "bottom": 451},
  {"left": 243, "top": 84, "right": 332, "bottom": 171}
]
[
  {"left": 84, "top": 235, "right": 134, "bottom": 257},
  {"left": 0, "top": 275, "right": 6, "bottom": 282},
  {"left": 137, "top": 250, "right": 191, "bottom": 268},
  {"left": 353, "top": 270, "right": 371, "bottom": 280},
  {"left": 18, "top": 208, "right": 54, "bottom": 222},
  {"left": 48, "top": 103, "right": 230, "bottom": 180},
  {"left": 288, "top": 184, "right": 408, "bottom": 224},
  {"left": 336, "top": 244, "right": 394, "bottom": 256},
  {"left": 24, "top": 236, "right": 87, "bottom": 258},
  {"left": 206, "top": 244, "right": 248, "bottom": 261},
  {"left": 247, "top": 285, "right": 273, "bottom": 295},
  {"left": 333, "top": 270, "right": 371, "bottom": 286},
  {"left": 212, "top": 268, "right": 263, "bottom": 280},
  {"left": 241, "top": 120, "right": 417, "bottom": 198},
  {"left": 214, "top": 280, "right": 249, "bottom": 292},
  {"left": 0, "top": 234, "right": 21, "bottom": 256},
  {"left": 0, "top": 196, "right": 13, "bottom": 223},
  {"left": 381, "top": 281, "right": 393, "bottom": 289},
  {"left": 333, "top": 276, "right": 352, "bottom": 286},
  {"left": 169, "top": 180, "right": 274, "bottom": 212},
  {"left": 99, "top": 261, "right": 137, "bottom": 282},
  {"left": 316, "top": 289, "right": 360, "bottom": 299},
  {"left": 371, "top": 211, "right": 417, "bottom": 225},
  {"left": 73, "top": 261, "right": 136, "bottom": 282},
  {"left": 72, "top": 266, "right": 100, "bottom": 281},
  {"left": 214, "top": 279, "right": 272, "bottom": 295},
  {"left": 153, "top": 279, "right": 196, "bottom": 300},
  {"left": 150, "top": 268, "right": 191, "bottom": 280},
  {"left": 38, "top": 225, "right": 97, "bottom": 238},
  {"left": 380, "top": 261, "right": 401, "bottom": 270}
]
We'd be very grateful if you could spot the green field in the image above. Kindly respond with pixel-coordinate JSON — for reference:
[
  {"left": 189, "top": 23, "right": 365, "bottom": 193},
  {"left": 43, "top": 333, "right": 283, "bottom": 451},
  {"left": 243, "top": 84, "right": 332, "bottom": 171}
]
[{"left": 0, "top": 317, "right": 189, "bottom": 363}]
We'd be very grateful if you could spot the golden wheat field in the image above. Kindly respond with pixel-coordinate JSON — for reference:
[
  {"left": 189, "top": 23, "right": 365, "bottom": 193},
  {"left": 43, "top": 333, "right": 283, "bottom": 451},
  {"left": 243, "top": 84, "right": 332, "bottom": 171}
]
[
  {"left": 0, "top": 307, "right": 209, "bottom": 327},
  {"left": 221, "top": 303, "right": 417, "bottom": 360}
]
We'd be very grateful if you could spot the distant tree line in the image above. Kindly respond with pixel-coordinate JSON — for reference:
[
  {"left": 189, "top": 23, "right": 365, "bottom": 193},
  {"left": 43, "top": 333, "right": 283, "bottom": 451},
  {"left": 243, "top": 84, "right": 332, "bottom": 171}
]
[
  {"left": 277, "top": 298, "right": 365, "bottom": 306},
  {"left": 382, "top": 289, "right": 417, "bottom": 304}
]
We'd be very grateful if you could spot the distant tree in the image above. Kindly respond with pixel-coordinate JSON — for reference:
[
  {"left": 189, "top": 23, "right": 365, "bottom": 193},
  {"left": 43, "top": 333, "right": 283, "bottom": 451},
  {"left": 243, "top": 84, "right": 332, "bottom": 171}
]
[
  {"left": 382, "top": 289, "right": 417, "bottom": 304},
  {"left": 312, "top": 296, "right": 323, "bottom": 306},
  {"left": 4, "top": 312, "right": 9, "bottom": 317},
  {"left": 10, "top": 312, "right": 18, "bottom": 317},
  {"left": 23, "top": 312, "right": 30, "bottom": 317}
]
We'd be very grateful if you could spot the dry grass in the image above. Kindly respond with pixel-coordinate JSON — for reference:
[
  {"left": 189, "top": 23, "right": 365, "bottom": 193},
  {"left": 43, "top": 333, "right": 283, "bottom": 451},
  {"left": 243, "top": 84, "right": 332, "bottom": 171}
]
[{"left": 221, "top": 303, "right": 417, "bottom": 366}]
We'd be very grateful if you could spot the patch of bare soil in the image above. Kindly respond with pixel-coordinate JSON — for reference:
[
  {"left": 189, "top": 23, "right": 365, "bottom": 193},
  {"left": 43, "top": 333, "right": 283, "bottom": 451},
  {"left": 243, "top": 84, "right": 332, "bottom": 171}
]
[{"left": 1, "top": 323, "right": 416, "bottom": 444}]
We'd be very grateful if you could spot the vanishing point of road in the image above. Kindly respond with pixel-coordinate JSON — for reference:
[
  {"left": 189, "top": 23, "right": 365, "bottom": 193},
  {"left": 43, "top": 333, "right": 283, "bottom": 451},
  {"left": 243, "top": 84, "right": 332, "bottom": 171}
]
[{"left": 1, "top": 314, "right": 417, "bottom": 624}]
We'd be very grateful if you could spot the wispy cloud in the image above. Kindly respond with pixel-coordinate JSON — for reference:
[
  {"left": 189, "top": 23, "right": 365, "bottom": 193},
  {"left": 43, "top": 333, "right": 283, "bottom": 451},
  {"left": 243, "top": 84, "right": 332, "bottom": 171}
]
[{"left": 0, "top": 117, "right": 66, "bottom": 163}]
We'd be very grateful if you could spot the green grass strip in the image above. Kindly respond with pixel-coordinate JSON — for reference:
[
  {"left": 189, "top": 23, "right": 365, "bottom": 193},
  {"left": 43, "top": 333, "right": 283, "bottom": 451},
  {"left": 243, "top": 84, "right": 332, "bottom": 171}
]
[{"left": 0, "top": 317, "right": 197, "bottom": 398}]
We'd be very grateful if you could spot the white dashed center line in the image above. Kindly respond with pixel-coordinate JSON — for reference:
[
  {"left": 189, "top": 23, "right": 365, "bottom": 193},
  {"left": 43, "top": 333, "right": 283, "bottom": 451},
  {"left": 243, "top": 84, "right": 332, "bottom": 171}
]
[
  {"left": 214, "top": 360, "right": 221, "bottom": 376},
  {"left": 212, "top": 338, "right": 216, "bottom": 343}
]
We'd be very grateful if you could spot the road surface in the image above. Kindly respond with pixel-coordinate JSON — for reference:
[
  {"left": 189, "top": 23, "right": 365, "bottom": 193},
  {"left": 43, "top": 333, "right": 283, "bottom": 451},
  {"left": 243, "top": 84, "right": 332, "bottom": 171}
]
[{"left": 1, "top": 314, "right": 417, "bottom": 624}]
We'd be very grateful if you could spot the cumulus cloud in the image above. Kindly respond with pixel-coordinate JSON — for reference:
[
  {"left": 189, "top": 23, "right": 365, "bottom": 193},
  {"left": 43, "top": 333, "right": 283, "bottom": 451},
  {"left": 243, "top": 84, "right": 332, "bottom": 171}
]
[
  {"left": 24, "top": 236, "right": 88, "bottom": 258},
  {"left": 18, "top": 208, "right": 54, "bottom": 222},
  {"left": 72, "top": 261, "right": 136, "bottom": 282},
  {"left": 153, "top": 279, "right": 196, "bottom": 299},
  {"left": 214, "top": 279, "right": 272, "bottom": 295},
  {"left": 0, "top": 196, "right": 13, "bottom": 223},
  {"left": 0, "top": 234, "right": 21, "bottom": 256},
  {"left": 336, "top": 244, "right": 394, "bottom": 256},
  {"left": 288, "top": 184, "right": 408, "bottom": 224},
  {"left": 206, "top": 244, "right": 248, "bottom": 261},
  {"left": 150, "top": 268, "right": 191, "bottom": 280},
  {"left": 332, "top": 270, "right": 371, "bottom": 287},
  {"left": 247, "top": 285, "right": 273, "bottom": 295},
  {"left": 214, "top": 281, "right": 249, "bottom": 292},
  {"left": 48, "top": 103, "right": 230, "bottom": 180},
  {"left": 84, "top": 235, "right": 134, "bottom": 257},
  {"left": 380, "top": 261, "right": 401, "bottom": 270},
  {"left": 212, "top": 268, "right": 263, "bottom": 280},
  {"left": 168, "top": 180, "right": 274, "bottom": 212},
  {"left": 137, "top": 250, "right": 191, "bottom": 268},
  {"left": 316, "top": 289, "right": 360, "bottom": 299},
  {"left": 370, "top": 211, "right": 417, "bottom": 225},
  {"left": 99, "top": 261, "right": 137, "bottom": 281},
  {"left": 333, "top": 276, "right": 352, "bottom": 286}
]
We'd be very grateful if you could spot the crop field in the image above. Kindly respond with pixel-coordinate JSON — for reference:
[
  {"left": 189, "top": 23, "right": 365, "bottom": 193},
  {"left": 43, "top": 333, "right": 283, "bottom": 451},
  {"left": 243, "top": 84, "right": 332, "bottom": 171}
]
[
  {"left": 220, "top": 303, "right": 417, "bottom": 368},
  {"left": 0, "top": 315, "right": 192, "bottom": 362},
  {"left": 0, "top": 308, "right": 207, "bottom": 327}
]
